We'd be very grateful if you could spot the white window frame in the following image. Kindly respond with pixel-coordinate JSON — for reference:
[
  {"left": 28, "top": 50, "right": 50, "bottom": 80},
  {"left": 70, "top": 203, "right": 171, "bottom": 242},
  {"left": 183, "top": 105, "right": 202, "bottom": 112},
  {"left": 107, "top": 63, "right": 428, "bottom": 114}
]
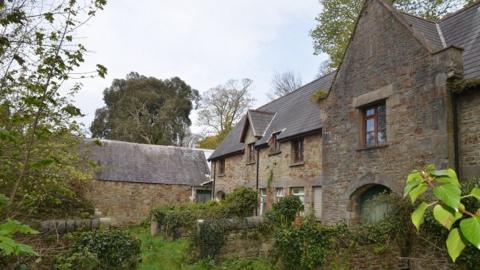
[
  {"left": 275, "top": 187, "right": 284, "bottom": 203},
  {"left": 259, "top": 188, "right": 267, "bottom": 216}
]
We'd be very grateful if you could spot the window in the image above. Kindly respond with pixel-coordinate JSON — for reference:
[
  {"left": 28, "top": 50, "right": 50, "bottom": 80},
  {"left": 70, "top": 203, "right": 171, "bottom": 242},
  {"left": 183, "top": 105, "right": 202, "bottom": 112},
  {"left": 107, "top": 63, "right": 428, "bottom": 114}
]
[
  {"left": 292, "top": 138, "right": 304, "bottom": 164},
  {"left": 218, "top": 159, "right": 225, "bottom": 175},
  {"left": 270, "top": 133, "right": 281, "bottom": 154},
  {"left": 247, "top": 143, "right": 256, "bottom": 164},
  {"left": 259, "top": 188, "right": 267, "bottom": 216},
  {"left": 275, "top": 187, "right": 284, "bottom": 203},
  {"left": 362, "top": 103, "right": 386, "bottom": 147},
  {"left": 291, "top": 187, "right": 305, "bottom": 205}
]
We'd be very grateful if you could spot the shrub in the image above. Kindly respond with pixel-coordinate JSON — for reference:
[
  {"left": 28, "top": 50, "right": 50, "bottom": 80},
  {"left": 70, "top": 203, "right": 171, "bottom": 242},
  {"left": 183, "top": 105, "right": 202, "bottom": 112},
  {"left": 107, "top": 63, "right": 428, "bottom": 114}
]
[
  {"left": 273, "top": 217, "right": 330, "bottom": 270},
  {"left": 267, "top": 195, "right": 304, "bottom": 226},
  {"left": 221, "top": 187, "right": 258, "bottom": 218},
  {"left": 55, "top": 230, "right": 141, "bottom": 270},
  {"left": 190, "top": 219, "right": 226, "bottom": 260}
]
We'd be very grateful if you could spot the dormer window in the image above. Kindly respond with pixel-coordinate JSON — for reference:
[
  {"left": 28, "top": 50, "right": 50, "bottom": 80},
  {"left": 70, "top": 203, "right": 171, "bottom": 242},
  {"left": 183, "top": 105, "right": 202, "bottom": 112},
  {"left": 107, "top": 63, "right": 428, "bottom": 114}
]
[
  {"left": 247, "top": 143, "right": 256, "bottom": 164},
  {"left": 270, "top": 132, "right": 281, "bottom": 154}
]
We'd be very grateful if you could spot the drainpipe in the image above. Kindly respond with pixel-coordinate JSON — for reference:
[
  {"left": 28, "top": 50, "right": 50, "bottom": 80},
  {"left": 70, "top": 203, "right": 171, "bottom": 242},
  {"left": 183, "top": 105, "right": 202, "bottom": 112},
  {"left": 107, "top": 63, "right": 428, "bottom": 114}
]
[
  {"left": 211, "top": 161, "right": 216, "bottom": 201},
  {"left": 452, "top": 93, "right": 461, "bottom": 177},
  {"left": 255, "top": 148, "right": 260, "bottom": 216}
]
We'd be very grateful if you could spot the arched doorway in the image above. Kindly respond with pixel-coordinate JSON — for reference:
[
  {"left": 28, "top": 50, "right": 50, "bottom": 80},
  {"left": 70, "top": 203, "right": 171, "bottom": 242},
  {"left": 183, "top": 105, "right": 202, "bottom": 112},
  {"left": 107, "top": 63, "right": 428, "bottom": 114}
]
[{"left": 350, "top": 184, "right": 391, "bottom": 224}]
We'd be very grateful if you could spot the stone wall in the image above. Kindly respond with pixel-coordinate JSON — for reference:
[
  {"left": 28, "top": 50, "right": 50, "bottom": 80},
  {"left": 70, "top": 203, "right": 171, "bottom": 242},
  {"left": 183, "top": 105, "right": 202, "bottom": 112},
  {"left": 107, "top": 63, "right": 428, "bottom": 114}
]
[
  {"left": 214, "top": 132, "right": 323, "bottom": 214},
  {"left": 458, "top": 88, "right": 480, "bottom": 180},
  {"left": 88, "top": 180, "right": 192, "bottom": 225},
  {"left": 321, "top": 0, "right": 463, "bottom": 224}
]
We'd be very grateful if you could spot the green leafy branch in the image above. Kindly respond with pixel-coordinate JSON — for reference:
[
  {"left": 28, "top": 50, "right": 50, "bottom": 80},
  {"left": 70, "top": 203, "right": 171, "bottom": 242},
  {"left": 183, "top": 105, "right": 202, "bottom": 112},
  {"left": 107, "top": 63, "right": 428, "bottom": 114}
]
[{"left": 404, "top": 165, "right": 480, "bottom": 262}]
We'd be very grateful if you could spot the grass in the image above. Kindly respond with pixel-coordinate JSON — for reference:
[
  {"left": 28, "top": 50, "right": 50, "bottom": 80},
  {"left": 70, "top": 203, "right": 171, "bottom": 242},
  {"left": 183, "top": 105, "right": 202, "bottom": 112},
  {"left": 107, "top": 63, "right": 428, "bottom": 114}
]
[{"left": 129, "top": 226, "right": 274, "bottom": 270}]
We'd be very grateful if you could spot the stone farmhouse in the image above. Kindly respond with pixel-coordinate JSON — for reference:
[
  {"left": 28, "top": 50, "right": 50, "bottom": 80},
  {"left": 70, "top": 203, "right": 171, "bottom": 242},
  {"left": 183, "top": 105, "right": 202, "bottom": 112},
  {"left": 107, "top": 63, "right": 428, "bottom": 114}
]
[
  {"left": 86, "top": 139, "right": 211, "bottom": 225},
  {"left": 209, "top": 0, "right": 480, "bottom": 224}
]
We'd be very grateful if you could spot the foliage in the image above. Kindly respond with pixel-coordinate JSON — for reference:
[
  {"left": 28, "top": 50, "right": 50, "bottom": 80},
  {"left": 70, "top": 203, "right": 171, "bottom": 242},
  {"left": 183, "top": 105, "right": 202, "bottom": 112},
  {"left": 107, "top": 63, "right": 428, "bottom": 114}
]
[
  {"left": 0, "top": 0, "right": 106, "bottom": 218},
  {"left": 198, "top": 127, "right": 232, "bottom": 149},
  {"left": 151, "top": 188, "right": 257, "bottom": 239},
  {"left": 130, "top": 226, "right": 274, "bottom": 270},
  {"left": 90, "top": 72, "right": 199, "bottom": 146},
  {"left": 0, "top": 194, "right": 38, "bottom": 259},
  {"left": 273, "top": 217, "right": 331, "bottom": 270},
  {"left": 266, "top": 195, "right": 304, "bottom": 226},
  {"left": 191, "top": 219, "right": 226, "bottom": 260},
  {"left": 449, "top": 78, "right": 480, "bottom": 93},
  {"left": 151, "top": 202, "right": 221, "bottom": 239},
  {"left": 221, "top": 187, "right": 258, "bottom": 218},
  {"left": 268, "top": 71, "right": 302, "bottom": 100},
  {"left": 404, "top": 165, "right": 480, "bottom": 262},
  {"left": 311, "top": 0, "right": 476, "bottom": 69},
  {"left": 56, "top": 229, "right": 141, "bottom": 270},
  {"left": 353, "top": 193, "right": 412, "bottom": 245},
  {"left": 197, "top": 79, "right": 255, "bottom": 134}
]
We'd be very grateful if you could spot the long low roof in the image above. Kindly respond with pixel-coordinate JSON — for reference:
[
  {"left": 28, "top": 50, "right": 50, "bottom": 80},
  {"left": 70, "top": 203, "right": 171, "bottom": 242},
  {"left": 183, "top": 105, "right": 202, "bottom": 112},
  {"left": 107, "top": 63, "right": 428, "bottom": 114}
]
[
  {"left": 209, "top": 72, "right": 335, "bottom": 161},
  {"left": 86, "top": 139, "right": 210, "bottom": 186}
]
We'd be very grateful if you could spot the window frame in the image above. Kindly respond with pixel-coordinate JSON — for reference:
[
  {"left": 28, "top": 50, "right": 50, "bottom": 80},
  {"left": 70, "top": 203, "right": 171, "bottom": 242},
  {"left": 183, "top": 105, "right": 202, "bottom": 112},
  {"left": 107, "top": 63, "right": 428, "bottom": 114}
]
[
  {"left": 269, "top": 133, "right": 281, "bottom": 154},
  {"left": 218, "top": 159, "right": 226, "bottom": 176},
  {"left": 259, "top": 188, "right": 267, "bottom": 216},
  {"left": 246, "top": 142, "right": 256, "bottom": 164},
  {"left": 275, "top": 187, "right": 284, "bottom": 203},
  {"left": 291, "top": 138, "right": 304, "bottom": 164},
  {"left": 361, "top": 102, "right": 386, "bottom": 147}
]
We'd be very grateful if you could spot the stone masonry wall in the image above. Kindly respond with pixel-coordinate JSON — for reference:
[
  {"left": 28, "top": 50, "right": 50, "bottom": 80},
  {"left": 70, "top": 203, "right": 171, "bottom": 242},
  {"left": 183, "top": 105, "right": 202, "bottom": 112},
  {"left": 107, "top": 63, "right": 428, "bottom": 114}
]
[
  {"left": 88, "top": 180, "right": 192, "bottom": 225},
  {"left": 214, "top": 131, "right": 322, "bottom": 214},
  {"left": 458, "top": 88, "right": 480, "bottom": 180},
  {"left": 321, "top": 0, "right": 463, "bottom": 224}
]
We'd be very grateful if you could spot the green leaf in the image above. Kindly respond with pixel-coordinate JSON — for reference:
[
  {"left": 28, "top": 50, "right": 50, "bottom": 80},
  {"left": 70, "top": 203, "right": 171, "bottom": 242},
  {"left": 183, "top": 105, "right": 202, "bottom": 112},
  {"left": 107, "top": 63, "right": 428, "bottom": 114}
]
[
  {"left": 409, "top": 183, "right": 428, "bottom": 203},
  {"left": 426, "top": 164, "right": 436, "bottom": 175},
  {"left": 459, "top": 217, "right": 480, "bottom": 249},
  {"left": 433, "top": 184, "right": 461, "bottom": 211},
  {"left": 404, "top": 172, "right": 422, "bottom": 197},
  {"left": 471, "top": 188, "right": 480, "bottom": 201},
  {"left": 432, "top": 169, "right": 460, "bottom": 186},
  {"left": 412, "top": 202, "right": 428, "bottom": 231},
  {"left": 446, "top": 228, "right": 466, "bottom": 262},
  {"left": 433, "top": 204, "right": 463, "bottom": 230}
]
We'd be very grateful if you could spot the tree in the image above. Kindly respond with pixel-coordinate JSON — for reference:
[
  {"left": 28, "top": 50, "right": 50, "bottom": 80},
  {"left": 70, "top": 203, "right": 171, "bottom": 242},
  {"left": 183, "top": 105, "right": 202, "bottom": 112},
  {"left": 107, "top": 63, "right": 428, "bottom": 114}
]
[
  {"left": 197, "top": 79, "right": 255, "bottom": 134},
  {"left": 269, "top": 71, "right": 302, "bottom": 99},
  {"left": 90, "top": 72, "right": 199, "bottom": 146},
  {"left": 0, "top": 0, "right": 107, "bottom": 217},
  {"left": 197, "top": 127, "right": 232, "bottom": 149},
  {"left": 404, "top": 165, "right": 480, "bottom": 262},
  {"left": 311, "top": 0, "right": 477, "bottom": 70}
]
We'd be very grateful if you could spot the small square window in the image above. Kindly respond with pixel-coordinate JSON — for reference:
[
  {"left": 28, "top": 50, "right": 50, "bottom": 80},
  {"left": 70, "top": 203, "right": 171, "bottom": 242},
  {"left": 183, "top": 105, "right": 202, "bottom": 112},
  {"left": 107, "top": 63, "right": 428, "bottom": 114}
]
[
  {"left": 292, "top": 138, "right": 304, "bottom": 163},
  {"left": 362, "top": 103, "right": 386, "bottom": 147}
]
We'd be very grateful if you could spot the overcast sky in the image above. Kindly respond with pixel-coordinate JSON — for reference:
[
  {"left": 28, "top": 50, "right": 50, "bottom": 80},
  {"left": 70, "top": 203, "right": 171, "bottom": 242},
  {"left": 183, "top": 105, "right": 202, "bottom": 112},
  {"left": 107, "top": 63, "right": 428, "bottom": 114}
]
[{"left": 73, "top": 0, "right": 327, "bottom": 135}]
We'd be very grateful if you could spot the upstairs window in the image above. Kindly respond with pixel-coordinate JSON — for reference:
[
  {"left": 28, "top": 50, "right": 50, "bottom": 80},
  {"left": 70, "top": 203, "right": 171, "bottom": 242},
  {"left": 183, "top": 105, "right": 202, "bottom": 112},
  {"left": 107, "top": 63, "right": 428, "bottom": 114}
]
[
  {"left": 363, "top": 103, "right": 386, "bottom": 147},
  {"left": 218, "top": 159, "right": 225, "bottom": 175},
  {"left": 292, "top": 138, "right": 304, "bottom": 164},
  {"left": 270, "top": 133, "right": 281, "bottom": 154},
  {"left": 247, "top": 143, "right": 256, "bottom": 164}
]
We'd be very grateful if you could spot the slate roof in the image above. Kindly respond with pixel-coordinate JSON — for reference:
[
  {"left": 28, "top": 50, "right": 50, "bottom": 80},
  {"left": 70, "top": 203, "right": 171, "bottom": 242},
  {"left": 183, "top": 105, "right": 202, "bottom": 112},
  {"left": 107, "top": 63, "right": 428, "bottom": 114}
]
[
  {"left": 209, "top": 72, "right": 335, "bottom": 160},
  {"left": 402, "top": 1, "right": 480, "bottom": 79},
  {"left": 85, "top": 139, "right": 210, "bottom": 186},
  {"left": 209, "top": 1, "right": 480, "bottom": 161},
  {"left": 245, "top": 110, "right": 276, "bottom": 138}
]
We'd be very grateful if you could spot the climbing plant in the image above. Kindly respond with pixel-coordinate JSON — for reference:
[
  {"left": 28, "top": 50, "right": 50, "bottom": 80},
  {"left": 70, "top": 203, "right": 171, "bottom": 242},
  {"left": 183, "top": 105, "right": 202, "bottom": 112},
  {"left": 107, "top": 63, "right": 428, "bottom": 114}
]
[{"left": 404, "top": 164, "right": 480, "bottom": 262}]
